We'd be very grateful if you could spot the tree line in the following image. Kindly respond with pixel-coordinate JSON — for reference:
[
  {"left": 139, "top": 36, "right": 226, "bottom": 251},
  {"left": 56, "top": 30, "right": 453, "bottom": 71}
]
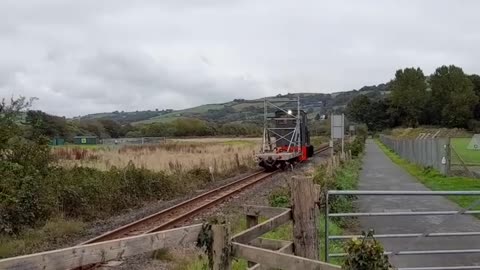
[
  {"left": 25, "top": 110, "right": 262, "bottom": 141},
  {"left": 346, "top": 65, "right": 480, "bottom": 131}
]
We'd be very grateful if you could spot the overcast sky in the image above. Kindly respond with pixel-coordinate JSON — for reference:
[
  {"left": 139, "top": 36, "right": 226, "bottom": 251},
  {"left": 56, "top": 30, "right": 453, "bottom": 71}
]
[{"left": 1, "top": 0, "right": 479, "bottom": 117}]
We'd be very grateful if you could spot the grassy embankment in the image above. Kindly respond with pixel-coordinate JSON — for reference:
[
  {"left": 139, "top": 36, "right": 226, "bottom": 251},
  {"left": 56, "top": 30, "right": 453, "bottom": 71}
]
[{"left": 376, "top": 139, "right": 480, "bottom": 209}]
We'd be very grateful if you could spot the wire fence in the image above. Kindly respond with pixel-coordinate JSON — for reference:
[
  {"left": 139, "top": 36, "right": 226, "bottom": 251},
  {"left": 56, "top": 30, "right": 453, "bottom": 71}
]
[
  {"left": 101, "top": 137, "right": 167, "bottom": 145},
  {"left": 379, "top": 135, "right": 449, "bottom": 175}
]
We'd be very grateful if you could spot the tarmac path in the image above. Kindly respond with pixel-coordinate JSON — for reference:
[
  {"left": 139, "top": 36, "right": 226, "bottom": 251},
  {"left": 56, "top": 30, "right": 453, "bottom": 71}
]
[{"left": 355, "top": 139, "right": 480, "bottom": 269}]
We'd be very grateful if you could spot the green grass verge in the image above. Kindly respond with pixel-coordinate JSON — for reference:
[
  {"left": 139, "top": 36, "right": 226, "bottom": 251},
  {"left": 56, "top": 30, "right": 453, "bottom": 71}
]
[
  {"left": 376, "top": 139, "right": 480, "bottom": 209},
  {"left": 451, "top": 137, "right": 480, "bottom": 165}
]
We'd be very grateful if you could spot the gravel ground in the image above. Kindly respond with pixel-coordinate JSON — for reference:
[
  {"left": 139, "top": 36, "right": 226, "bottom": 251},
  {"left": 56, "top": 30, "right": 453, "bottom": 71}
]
[
  {"left": 113, "top": 152, "right": 329, "bottom": 270},
  {"left": 78, "top": 169, "right": 262, "bottom": 244}
]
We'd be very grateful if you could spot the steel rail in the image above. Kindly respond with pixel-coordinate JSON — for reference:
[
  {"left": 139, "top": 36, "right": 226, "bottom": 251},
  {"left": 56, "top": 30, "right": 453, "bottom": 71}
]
[
  {"left": 81, "top": 170, "right": 270, "bottom": 244},
  {"left": 82, "top": 144, "right": 330, "bottom": 245}
]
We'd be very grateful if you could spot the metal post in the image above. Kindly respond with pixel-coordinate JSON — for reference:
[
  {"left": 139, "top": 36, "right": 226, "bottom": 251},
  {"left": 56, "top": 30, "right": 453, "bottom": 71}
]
[
  {"left": 341, "top": 113, "right": 344, "bottom": 156},
  {"left": 297, "top": 96, "right": 301, "bottom": 153},
  {"left": 446, "top": 137, "right": 451, "bottom": 176},
  {"left": 262, "top": 98, "right": 267, "bottom": 152},
  {"left": 330, "top": 113, "right": 334, "bottom": 160},
  {"left": 325, "top": 192, "right": 330, "bottom": 262}
]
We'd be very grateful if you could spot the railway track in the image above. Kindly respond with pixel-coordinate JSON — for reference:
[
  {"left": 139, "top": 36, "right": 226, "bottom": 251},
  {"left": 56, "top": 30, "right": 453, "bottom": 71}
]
[
  {"left": 81, "top": 170, "right": 276, "bottom": 244},
  {"left": 82, "top": 144, "right": 330, "bottom": 245}
]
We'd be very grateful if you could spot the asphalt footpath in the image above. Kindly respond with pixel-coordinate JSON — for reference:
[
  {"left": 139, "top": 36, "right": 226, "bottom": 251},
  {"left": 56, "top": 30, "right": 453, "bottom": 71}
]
[{"left": 354, "top": 139, "right": 480, "bottom": 269}]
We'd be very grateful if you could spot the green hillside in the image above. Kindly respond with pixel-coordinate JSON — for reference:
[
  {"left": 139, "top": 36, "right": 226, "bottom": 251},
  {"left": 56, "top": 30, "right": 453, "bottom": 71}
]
[{"left": 79, "top": 84, "right": 389, "bottom": 125}]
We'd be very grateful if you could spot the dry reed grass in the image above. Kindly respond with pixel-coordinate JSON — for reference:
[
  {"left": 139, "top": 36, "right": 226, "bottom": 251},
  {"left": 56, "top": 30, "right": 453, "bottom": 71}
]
[{"left": 53, "top": 140, "right": 260, "bottom": 174}]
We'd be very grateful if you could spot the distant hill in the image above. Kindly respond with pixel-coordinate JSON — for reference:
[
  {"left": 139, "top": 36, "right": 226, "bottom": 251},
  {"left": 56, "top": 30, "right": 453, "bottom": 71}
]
[{"left": 78, "top": 83, "right": 390, "bottom": 125}]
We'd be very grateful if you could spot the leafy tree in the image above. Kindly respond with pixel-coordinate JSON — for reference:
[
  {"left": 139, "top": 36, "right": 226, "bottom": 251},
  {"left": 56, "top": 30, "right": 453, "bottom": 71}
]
[
  {"left": 173, "top": 118, "right": 214, "bottom": 136},
  {"left": 430, "top": 65, "right": 478, "bottom": 127},
  {"left": 469, "top": 74, "right": 480, "bottom": 119},
  {"left": 0, "top": 97, "right": 52, "bottom": 234},
  {"left": 25, "top": 110, "right": 68, "bottom": 139},
  {"left": 75, "top": 120, "right": 108, "bottom": 138},
  {"left": 367, "top": 98, "right": 396, "bottom": 131},
  {"left": 346, "top": 95, "right": 372, "bottom": 124},
  {"left": 99, "top": 119, "right": 124, "bottom": 138},
  {"left": 346, "top": 95, "right": 395, "bottom": 131},
  {"left": 390, "top": 67, "right": 428, "bottom": 127}
]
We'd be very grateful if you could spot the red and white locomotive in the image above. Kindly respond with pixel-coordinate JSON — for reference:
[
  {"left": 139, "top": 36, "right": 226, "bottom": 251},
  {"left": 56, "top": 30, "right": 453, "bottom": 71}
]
[{"left": 256, "top": 97, "right": 314, "bottom": 170}]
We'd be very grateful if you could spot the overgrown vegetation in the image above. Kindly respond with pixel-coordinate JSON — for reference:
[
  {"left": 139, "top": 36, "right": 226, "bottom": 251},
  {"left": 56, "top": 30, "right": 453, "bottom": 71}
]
[
  {"left": 0, "top": 98, "right": 257, "bottom": 258},
  {"left": 347, "top": 126, "right": 367, "bottom": 157},
  {"left": 377, "top": 140, "right": 480, "bottom": 209},
  {"left": 0, "top": 218, "right": 85, "bottom": 258},
  {"left": 53, "top": 141, "right": 257, "bottom": 174},
  {"left": 315, "top": 157, "right": 363, "bottom": 228}
]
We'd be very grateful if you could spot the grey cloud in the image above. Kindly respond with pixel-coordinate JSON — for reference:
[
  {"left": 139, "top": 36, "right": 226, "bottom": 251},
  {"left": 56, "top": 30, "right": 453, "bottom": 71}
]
[{"left": 1, "top": 0, "right": 480, "bottom": 116}]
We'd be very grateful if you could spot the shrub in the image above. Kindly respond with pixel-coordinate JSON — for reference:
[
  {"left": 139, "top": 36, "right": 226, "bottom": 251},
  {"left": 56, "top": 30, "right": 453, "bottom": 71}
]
[
  {"left": 1, "top": 98, "right": 54, "bottom": 234},
  {"left": 268, "top": 187, "right": 290, "bottom": 208},
  {"left": 343, "top": 230, "right": 391, "bottom": 270},
  {"left": 314, "top": 159, "right": 361, "bottom": 227},
  {"left": 348, "top": 136, "right": 366, "bottom": 157}
]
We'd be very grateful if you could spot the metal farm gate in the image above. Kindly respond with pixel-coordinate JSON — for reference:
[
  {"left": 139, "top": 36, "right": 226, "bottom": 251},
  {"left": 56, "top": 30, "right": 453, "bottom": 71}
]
[{"left": 325, "top": 190, "right": 480, "bottom": 270}]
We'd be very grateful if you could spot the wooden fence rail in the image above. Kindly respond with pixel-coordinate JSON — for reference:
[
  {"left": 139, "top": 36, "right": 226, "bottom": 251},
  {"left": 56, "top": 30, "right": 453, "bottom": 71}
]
[
  {"left": 0, "top": 224, "right": 202, "bottom": 270},
  {"left": 229, "top": 178, "right": 342, "bottom": 270},
  {"left": 0, "top": 175, "right": 343, "bottom": 270}
]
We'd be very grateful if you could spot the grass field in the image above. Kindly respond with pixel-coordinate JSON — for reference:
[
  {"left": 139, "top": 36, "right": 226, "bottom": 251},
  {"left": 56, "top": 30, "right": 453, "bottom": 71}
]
[
  {"left": 450, "top": 137, "right": 480, "bottom": 165},
  {"left": 53, "top": 139, "right": 260, "bottom": 174}
]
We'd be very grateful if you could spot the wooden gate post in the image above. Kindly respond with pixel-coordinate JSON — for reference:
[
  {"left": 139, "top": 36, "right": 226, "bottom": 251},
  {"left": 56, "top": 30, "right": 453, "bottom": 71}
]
[
  {"left": 246, "top": 214, "right": 259, "bottom": 267},
  {"left": 212, "top": 224, "right": 231, "bottom": 270},
  {"left": 291, "top": 176, "right": 319, "bottom": 260}
]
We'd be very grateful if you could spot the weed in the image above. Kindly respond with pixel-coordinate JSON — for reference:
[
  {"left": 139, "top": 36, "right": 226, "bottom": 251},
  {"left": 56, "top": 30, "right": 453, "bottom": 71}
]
[
  {"left": 152, "top": 248, "right": 176, "bottom": 262},
  {"left": 0, "top": 218, "right": 85, "bottom": 258},
  {"left": 268, "top": 187, "right": 290, "bottom": 208},
  {"left": 343, "top": 230, "right": 391, "bottom": 270}
]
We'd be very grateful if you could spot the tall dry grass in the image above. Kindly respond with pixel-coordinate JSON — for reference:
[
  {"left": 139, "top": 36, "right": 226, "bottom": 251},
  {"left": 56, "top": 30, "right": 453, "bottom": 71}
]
[{"left": 53, "top": 140, "right": 259, "bottom": 175}]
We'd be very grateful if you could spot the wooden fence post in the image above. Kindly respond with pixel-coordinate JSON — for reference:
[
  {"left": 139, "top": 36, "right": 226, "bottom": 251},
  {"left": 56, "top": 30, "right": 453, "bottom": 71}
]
[
  {"left": 291, "top": 176, "right": 319, "bottom": 260},
  {"left": 246, "top": 214, "right": 259, "bottom": 267},
  {"left": 212, "top": 224, "right": 231, "bottom": 270}
]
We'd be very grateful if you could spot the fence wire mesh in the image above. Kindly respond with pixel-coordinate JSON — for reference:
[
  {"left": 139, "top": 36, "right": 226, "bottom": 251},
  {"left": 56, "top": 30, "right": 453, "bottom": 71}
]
[{"left": 379, "top": 135, "right": 449, "bottom": 175}]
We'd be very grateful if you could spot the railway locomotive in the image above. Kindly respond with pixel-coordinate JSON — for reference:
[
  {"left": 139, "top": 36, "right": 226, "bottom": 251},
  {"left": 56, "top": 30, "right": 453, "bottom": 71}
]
[{"left": 256, "top": 97, "right": 314, "bottom": 170}]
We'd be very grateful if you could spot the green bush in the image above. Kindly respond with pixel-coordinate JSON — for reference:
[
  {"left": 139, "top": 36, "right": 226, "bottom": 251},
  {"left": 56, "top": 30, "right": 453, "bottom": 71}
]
[
  {"left": 343, "top": 230, "right": 391, "bottom": 270},
  {"left": 348, "top": 135, "right": 366, "bottom": 157},
  {"left": 314, "top": 159, "right": 361, "bottom": 227},
  {"left": 268, "top": 187, "right": 290, "bottom": 208}
]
